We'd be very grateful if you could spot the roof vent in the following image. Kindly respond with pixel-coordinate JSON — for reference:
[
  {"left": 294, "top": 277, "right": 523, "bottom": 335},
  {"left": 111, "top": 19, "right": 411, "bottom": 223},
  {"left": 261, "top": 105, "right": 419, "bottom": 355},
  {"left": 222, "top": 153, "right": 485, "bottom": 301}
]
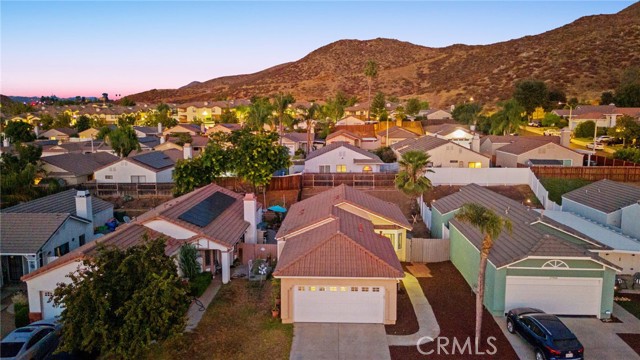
[{"left": 505, "top": 206, "right": 510, "bottom": 215}]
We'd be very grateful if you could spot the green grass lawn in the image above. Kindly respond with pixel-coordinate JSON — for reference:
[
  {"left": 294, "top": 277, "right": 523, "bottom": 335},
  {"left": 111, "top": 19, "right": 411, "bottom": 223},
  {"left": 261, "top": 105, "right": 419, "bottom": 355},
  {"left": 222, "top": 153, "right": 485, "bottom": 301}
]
[
  {"left": 146, "top": 279, "right": 293, "bottom": 360},
  {"left": 540, "top": 178, "right": 593, "bottom": 204},
  {"left": 616, "top": 295, "right": 640, "bottom": 320}
]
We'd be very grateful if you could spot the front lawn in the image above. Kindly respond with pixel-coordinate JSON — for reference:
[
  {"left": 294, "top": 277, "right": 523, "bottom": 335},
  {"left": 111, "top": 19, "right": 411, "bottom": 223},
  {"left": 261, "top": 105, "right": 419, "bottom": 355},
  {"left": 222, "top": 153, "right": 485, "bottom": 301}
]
[
  {"left": 616, "top": 293, "right": 640, "bottom": 320},
  {"left": 539, "top": 178, "right": 592, "bottom": 204},
  {"left": 147, "top": 279, "right": 293, "bottom": 359}
]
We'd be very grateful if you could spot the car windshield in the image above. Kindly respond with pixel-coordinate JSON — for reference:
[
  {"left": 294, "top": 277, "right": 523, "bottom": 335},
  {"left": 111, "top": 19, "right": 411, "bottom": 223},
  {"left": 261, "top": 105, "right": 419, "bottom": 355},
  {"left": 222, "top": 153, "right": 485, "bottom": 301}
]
[
  {"left": 553, "top": 338, "right": 581, "bottom": 350},
  {"left": 1, "top": 342, "right": 24, "bottom": 357}
]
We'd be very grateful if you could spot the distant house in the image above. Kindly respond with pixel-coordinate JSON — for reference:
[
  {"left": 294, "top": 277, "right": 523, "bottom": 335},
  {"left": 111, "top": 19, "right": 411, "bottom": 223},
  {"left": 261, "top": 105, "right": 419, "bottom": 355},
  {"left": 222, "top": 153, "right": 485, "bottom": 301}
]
[
  {"left": 326, "top": 130, "right": 362, "bottom": 147},
  {"left": 335, "top": 116, "right": 366, "bottom": 126},
  {"left": 553, "top": 105, "right": 640, "bottom": 130},
  {"left": 281, "top": 132, "right": 317, "bottom": 156},
  {"left": 40, "top": 152, "right": 119, "bottom": 185},
  {"left": 40, "top": 140, "right": 114, "bottom": 157},
  {"left": 304, "top": 142, "right": 383, "bottom": 173},
  {"left": 138, "top": 136, "right": 161, "bottom": 151},
  {"left": 274, "top": 185, "right": 410, "bottom": 324},
  {"left": 377, "top": 126, "right": 419, "bottom": 146},
  {"left": 206, "top": 123, "right": 242, "bottom": 134},
  {"left": 40, "top": 128, "right": 77, "bottom": 142},
  {"left": 162, "top": 123, "right": 203, "bottom": 137},
  {"left": 390, "top": 135, "right": 489, "bottom": 168},
  {"left": 155, "top": 134, "right": 209, "bottom": 155},
  {"left": 494, "top": 136, "right": 581, "bottom": 168},
  {"left": 343, "top": 104, "right": 370, "bottom": 120},
  {"left": 424, "top": 124, "right": 475, "bottom": 148},
  {"left": 78, "top": 128, "right": 100, "bottom": 140},
  {"left": 418, "top": 109, "right": 452, "bottom": 120},
  {"left": 94, "top": 149, "right": 183, "bottom": 183},
  {"left": 133, "top": 126, "right": 160, "bottom": 138},
  {"left": 1, "top": 189, "right": 114, "bottom": 286}
]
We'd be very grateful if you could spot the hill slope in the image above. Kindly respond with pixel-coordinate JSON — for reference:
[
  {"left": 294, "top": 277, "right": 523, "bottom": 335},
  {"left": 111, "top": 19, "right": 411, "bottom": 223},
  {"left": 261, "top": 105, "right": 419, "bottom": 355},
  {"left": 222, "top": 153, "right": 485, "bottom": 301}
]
[{"left": 129, "top": 3, "right": 640, "bottom": 107}]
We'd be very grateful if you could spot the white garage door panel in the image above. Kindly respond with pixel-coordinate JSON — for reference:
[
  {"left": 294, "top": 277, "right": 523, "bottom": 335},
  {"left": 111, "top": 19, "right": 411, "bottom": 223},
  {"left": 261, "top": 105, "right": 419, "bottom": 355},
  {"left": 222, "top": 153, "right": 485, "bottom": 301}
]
[
  {"left": 505, "top": 276, "right": 601, "bottom": 316},
  {"left": 294, "top": 286, "right": 384, "bottom": 323},
  {"left": 41, "top": 291, "right": 63, "bottom": 319}
]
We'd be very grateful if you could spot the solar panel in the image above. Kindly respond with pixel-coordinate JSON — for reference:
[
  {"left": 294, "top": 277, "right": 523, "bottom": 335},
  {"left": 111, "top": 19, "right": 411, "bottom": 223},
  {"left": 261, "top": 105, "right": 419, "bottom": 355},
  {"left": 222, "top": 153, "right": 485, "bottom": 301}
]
[
  {"left": 178, "top": 192, "right": 236, "bottom": 227},
  {"left": 133, "top": 152, "right": 174, "bottom": 169}
]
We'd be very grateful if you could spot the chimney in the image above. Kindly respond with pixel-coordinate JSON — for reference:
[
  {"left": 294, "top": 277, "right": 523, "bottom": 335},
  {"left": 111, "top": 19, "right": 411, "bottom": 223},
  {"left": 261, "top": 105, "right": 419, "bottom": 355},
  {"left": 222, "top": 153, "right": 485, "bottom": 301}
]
[
  {"left": 183, "top": 142, "right": 193, "bottom": 159},
  {"left": 157, "top": 122, "right": 163, "bottom": 134},
  {"left": 2, "top": 138, "right": 9, "bottom": 148},
  {"left": 160, "top": 135, "right": 166, "bottom": 144},
  {"left": 200, "top": 123, "right": 206, "bottom": 134},
  {"left": 560, "top": 127, "right": 571, "bottom": 148},
  {"left": 243, "top": 193, "right": 258, "bottom": 244},
  {"left": 75, "top": 190, "right": 93, "bottom": 222},
  {"left": 471, "top": 133, "right": 480, "bottom": 153}
]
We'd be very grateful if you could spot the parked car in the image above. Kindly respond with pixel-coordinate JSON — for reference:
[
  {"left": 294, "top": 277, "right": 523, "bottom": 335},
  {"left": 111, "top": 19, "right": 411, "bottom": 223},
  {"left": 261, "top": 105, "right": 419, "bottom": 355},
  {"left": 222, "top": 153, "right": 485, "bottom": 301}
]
[
  {"left": 1, "top": 324, "right": 59, "bottom": 360},
  {"left": 528, "top": 121, "right": 542, "bottom": 127},
  {"left": 586, "top": 142, "right": 604, "bottom": 150},
  {"left": 596, "top": 135, "right": 613, "bottom": 143},
  {"left": 543, "top": 129, "right": 561, "bottom": 136},
  {"left": 506, "top": 308, "right": 584, "bottom": 360}
]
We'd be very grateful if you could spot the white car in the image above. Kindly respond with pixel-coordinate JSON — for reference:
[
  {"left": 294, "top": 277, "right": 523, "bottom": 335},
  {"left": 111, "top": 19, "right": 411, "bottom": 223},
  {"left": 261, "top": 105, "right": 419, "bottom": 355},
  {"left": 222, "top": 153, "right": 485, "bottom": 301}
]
[
  {"left": 596, "top": 136, "right": 613, "bottom": 143},
  {"left": 543, "top": 129, "right": 561, "bottom": 136},
  {"left": 587, "top": 142, "right": 604, "bottom": 150}
]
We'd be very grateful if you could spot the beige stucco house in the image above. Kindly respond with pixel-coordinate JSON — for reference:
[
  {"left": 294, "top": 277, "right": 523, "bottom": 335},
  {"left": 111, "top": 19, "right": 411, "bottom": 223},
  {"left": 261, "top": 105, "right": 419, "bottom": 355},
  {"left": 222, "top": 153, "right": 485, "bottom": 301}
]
[
  {"left": 495, "top": 139, "right": 583, "bottom": 167},
  {"left": 391, "top": 135, "right": 489, "bottom": 168}
]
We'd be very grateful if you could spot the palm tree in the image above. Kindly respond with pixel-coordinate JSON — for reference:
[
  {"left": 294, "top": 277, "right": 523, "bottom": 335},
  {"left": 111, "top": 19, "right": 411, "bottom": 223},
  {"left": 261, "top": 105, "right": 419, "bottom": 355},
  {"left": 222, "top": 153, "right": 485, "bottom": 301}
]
[
  {"left": 454, "top": 203, "right": 512, "bottom": 344},
  {"left": 491, "top": 99, "right": 525, "bottom": 135},
  {"left": 364, "top": 60, "right": 378, "bottom": 120},
  {"left": 246, "top": 98, "right": 273, "bottom": 131},
  {"left": 298, "top": 103, "right": 319, "bottom": 156},
  {"left": 271, "top": 93, "right": 295, "bottom": 144},
  {"left": 394, "top": 150, "right": 433, "bottom": 215}
]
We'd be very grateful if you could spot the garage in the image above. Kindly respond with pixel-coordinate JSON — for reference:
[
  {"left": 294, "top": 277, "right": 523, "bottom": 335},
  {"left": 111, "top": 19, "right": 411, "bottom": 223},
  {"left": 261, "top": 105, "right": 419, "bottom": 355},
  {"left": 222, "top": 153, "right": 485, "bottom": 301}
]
[
  {"left": 41, "top": 291, "right": 63, "bottom": 319},
  {"left": 505, "top": 276, "right": 602, "bottom": 317},
  {"left": 293, "top": 285, "right": 385, "bottom": 323}
]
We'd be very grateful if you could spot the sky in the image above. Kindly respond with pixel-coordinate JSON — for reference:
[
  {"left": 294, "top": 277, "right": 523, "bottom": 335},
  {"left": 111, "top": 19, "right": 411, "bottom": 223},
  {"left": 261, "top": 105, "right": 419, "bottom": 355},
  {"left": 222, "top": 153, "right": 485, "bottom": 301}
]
[{"left": 0, "top": 1, "right": 635, "bottom": 98}]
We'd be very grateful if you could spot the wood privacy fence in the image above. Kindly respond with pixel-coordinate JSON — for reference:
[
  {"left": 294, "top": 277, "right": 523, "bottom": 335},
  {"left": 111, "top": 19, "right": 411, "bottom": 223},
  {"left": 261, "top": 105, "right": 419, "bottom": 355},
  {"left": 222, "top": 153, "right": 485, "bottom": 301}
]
[
  {"left": 531, "top": 166, "right": 640, "bottom": 182},
  {"left": 238, "top": 243, "right": 278, "bottom": 265},
  {"left": 214, "top": 174, "right": 302, "bottom": 192},
  {"left": 302, "top": 173, "right": 396, "bottom": 189},
  {"left": 83, "top": 182, "right": 175, "bottom": 197},
  {"left": 408, "top": 238, "right": 450, "bottom": 263},
  {"left": 587, "top": 154, "right": 640, "bottom": 167}
]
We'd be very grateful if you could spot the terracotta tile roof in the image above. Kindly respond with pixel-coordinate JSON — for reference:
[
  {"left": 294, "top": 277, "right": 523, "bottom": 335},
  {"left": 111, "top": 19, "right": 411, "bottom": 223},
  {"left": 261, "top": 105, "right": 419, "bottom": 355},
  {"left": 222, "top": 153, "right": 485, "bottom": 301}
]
[
  {"left": 276, "top": 184, "right": 411, "bottom": 239},
  {"left": 423, "top": 124, "right": 473, "bottom": 136},
  {"left": 434, "top": 184, "right": 614, "bottom": 268},
  {"left": 496, "top": 138, "right": 573, "bottom": 156},
  {"left": 136, "top": 183, "right": 249, "bottom": 248},
  {"left": 562, "top": 179, "right": 640, "bottom": 214},
  {"left": 376, "top": 126, "right": 419, "bottom": 138},
  {"left": 21, "top": 224, "right": 180, "bottom": 281},
  {"left": 326, "top": 129, "right": 361, "bottom": 141},
  {"left": 391, "top": 135, "right": 488, "bottom": 159},
  {"left": 305, "top": 142, "right": 381, "bottom": 162},
  {"left": 273, "top": 208, "right": 403, "bottom": 278},
  {"left": 0, "top": 213, "right": 80, "bottom": 254},
  {"left": 282, "top": 132, "right": 312, "bottom": 143},
  {"left": 2, "top": 189, "right": 113, "bottom": 217},
  {"left": 40, "top": 152, "right": 119, "bottom": 176},
  {"left": 480, "top": 135, "right": 560, "bottom": 146}
]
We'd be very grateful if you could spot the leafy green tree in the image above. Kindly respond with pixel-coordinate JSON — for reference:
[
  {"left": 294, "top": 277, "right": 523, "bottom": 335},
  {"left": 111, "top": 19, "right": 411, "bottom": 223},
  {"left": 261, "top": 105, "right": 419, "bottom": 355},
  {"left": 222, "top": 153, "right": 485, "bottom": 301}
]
[
  {"left": 405, "top": 98, "right": 421, "bottom": 116},
  {"left": 246, "top": 97, "right": 274, "bottom": 130},
  {"left": 607, "top": 115, "right": 640, "bottom": 147},
  {"left": 4, "top": 121, "right": 35, "bottom": 143},
  {"left": 53, "top": 113, "right": 72, "bottom": 128},
  {"left": 364, "top": 60, "right": 379, "bottom": 119},
  {"left": 513, "top": 80, "right": 549, "bottom": 116},
  {"left": 574, "top": 120, "right": 596, "bottom": 138},
  {"left": 615, "top": 84, "right": 640, "bottom": 107},
  {"left": 144, "top": 103, "right": 177, "bottom": 128},
  {"left": 230, "top": 130, "right": 291, "bottom": 190},
  {"left": 613, "top": 148, "right": 640, "bottom": 163},
  {"left": 120, "top": 97, "right": 136, "bottom": 106},
  {"left": 455, "top": 203, "right": 512, "bottom": 343},
  {"left": 271, "top": 93, "right": 295, "bottom": 143},
  {"left": 600, "top": 91, "right": 615, "bottom": 105},
  {"left": 323, "top": 91, "right": 349, "bottom": 124},
  {"left": 541, "top": 113, "right": 564, "bottom": 127},
  {"left": 38, "top": 114, "right": 55, "bottom": 131},
  {"left": 53, "top": 236, "right": 189, "bottom": 359},
  {"left": 220, "top": 109, "right": 239, "bottom": 123},
  {"left": 107, "top": 126, "right": 140, "bottom": 157},
  {"left": 373, "top": 146, "right": 397, "bottom": 163},
  {"left": 394, "top": 150, "right": 433, "bottom": 214},
  {"left": 173, "top": 133, "right": 230, "bottom": 195},
  {"left": 0, "top": 144, "right": 42, "bottom": 204},
  {"left": 117, "top": 114, "right": 136, "bottom": 127},
  {"left": 370, "top": 92, "right": 386, "bottom": 120},
  {"left": 490, "top": 99, "right": 525, "bottom": 135},
  {"left": 74, "top": 115, "right": 92, "bottom": 132},
  {"left": 547, "top": 88, "right": 566, "bottom": 105},
  {"left": 96, "top": 126, "right": 112, "bottom": 140},
  {"left": 452, "top": 103, "right": 482, "bottom": 125}
]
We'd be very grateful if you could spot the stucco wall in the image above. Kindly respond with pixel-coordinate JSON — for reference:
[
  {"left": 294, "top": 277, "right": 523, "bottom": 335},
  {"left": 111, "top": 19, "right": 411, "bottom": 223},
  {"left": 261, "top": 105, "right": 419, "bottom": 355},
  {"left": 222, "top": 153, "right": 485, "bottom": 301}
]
[
  {"left": 304, "top": 147, "right": 380, "bottom": 173},
  {"left": 430, "top": 208, "right": 456, "bottom": 239},
  {"left": 326, "top": 135, "right": 358, "bottom": 147},
  {"left": 41, "top": 218, "right": 92, "bottom": 264},
  {"left": 26, "top": 260, "right": 83, "bottom": 314},
  {"left": 599, "top": 252, "right": 639, "bottom": 274},
  {"left": 423, "top": 144, "right": 489, "bottom": 168},
  {"left": 495, "top": 151, "right": 519, "bottom": 168},
  {"left": 621, "top": 204, "right": 640, "bottom": 240},
  {"left": 561, "top": 198, "right": 609, "bottom": 226},
  {"left": 278, "top": 277, "right": 399, "bottom": 324},
  {"left": 517, "top": 143, "right": 584, "bottom": 167},
  {"left": 95, "top": 160, "right": 174, "bottom": 183}
]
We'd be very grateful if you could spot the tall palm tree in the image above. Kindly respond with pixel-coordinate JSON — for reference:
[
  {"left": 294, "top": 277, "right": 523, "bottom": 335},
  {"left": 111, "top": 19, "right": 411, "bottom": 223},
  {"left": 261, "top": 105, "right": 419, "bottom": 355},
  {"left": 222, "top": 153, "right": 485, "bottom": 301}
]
[
  {"left": 271, "top": 93, "right": 295, "bottom": 144},
  {"left": 394, "top": 150, "right": 433, "bottom": 215},
  {"left": 491, "top": 99, "right": 525, "bottom": 135},
  {"left": 364, "top": 60, "right": 378, "bottom": 121},
  {"left": 246, "top": 98, "right": 273, "bottom": 131},
  {"left": 298, "top": 103, "right": 319, "bottom": 156},
  {"left": 454, "top": 203, "right": 512, "bottom": 344}
]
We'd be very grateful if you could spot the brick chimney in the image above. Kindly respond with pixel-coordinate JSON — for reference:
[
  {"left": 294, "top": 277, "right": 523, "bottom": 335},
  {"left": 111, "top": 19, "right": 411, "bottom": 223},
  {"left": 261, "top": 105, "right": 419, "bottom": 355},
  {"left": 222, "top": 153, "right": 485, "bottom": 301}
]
[
  {"left": 183, "top": 143, "right": 193, "bottom": 159},
  {"left": 75, "top": 190, "right": 93, "bottom": 223},
  {"left": 243, "top": 193, "right": 258, "bottom": 244}
]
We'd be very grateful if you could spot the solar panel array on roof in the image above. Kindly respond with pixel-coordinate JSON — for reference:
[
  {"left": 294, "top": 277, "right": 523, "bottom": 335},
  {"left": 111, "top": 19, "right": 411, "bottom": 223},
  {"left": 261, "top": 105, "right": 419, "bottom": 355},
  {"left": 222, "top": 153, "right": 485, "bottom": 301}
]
[
  {"left": 178, "top": 192, "right": 236, "bottom": 227},
  {"left": 133, "top": 152, "right": 174, "bottom": 169}
]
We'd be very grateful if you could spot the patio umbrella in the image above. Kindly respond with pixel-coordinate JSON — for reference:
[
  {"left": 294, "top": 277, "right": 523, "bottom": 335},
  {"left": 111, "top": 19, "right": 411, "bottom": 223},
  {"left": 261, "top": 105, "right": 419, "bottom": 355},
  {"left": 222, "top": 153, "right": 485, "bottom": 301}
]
[{"left": 268, "top": 205, "right": 287, "bottom": 213}]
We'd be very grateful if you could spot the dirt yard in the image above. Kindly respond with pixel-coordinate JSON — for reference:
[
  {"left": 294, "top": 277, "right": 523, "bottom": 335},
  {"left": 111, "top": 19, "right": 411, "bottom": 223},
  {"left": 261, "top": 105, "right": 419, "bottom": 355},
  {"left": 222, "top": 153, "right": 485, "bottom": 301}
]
[{"left": 422, "top": 185, "right": 543, "bottom": 208}]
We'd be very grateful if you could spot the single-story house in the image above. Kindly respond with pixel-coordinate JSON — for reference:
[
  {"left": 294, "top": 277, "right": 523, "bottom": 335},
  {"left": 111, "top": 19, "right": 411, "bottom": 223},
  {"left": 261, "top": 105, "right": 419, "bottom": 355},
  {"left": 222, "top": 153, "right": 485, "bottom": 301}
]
[
  {"left": 495, "top": 136, "right": 582, "bottom": 168},
  {"left": 162, "top": 123, "right": 203, "bottom": 136},
  {"left": 138, "top": 136, "right": 161, "bottom": 151},
  {"left": 418, "top": 109, "right": 453, "bottom": 120},
  {"left": 274, "top": 185, "right": 411, "bottom": 324},
  {"left": 94, "top": 149, "right": 183, "bottom": 183},
  {"left": 326, "top": 129, "right": 362, "bottom": 147},
  {"left": 40, "top": 152, "right": 119, "bottom": 185},
  {"left": 377, "top": 126, "right": 419, "bottom": 146},
  {"left": 155, "top": 135, "right": 209, "bottom": 155},
  {"left": 206, "top": 123, "right": 242, "bottom": 134},
  {"left": 336, "top": 116, "right": 366, "bottom": 126},
  {"left": 1, "top": 189, "right": 113, "bottom": 285},
  {"left": 430, "top": 184, "right": 619, "bottom": 318},
  {"left": 390, "top": 135, "right": 489, "bottom": 168},
  {"left": 424, "top": 124, "right": 475, "bottom": 148},
  {"left": 78, "top": 128, "right": 100, "bottom": 140},
  {"left": 281, "top": 132, "right": 318, "bottom": 156},
  {"left": 40, "top": 128, "right": 77, "bottom": 142},
  {"left": 40, "top": 140, "right": 114, "bottom": 157},
  {"left": 21, "top": 184, "right": 260, "bottom": 321},
  {"left": 133, "top": 126, "right": 159, "bottom": 138},
  {"left": 304, "top": 142, "right": 383, "bottom": 173}
]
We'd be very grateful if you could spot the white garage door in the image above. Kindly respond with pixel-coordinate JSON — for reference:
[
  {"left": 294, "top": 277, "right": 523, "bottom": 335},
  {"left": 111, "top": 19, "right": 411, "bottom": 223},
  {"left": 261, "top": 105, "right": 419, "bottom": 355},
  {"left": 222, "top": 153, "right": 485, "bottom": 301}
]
[
  {"left": 293, "top": 285, "right": 384, "bottom": 323},
  {"left": 41, "top": 291, "right": 63, "bottom": 319},
  {"left": 505, "top": 276, "right": 601, "bottom": 316}
]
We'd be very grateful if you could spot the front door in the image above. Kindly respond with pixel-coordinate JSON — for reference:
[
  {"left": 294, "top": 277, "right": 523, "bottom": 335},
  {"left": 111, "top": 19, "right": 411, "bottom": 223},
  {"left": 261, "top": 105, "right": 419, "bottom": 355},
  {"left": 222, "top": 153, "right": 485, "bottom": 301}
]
[{"left": 8, "top": 256, "right": 23, "bottom": 282}]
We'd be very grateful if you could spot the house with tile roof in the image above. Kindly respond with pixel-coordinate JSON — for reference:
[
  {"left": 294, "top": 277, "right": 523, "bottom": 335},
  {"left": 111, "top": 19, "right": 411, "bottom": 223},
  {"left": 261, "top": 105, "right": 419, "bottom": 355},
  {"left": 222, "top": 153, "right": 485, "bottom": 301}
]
[
  {"left": 40, "top": 152, "right": 119, "bottom": 185},
  {"left": 206, "top": 123, "right": 243, "bottom": 134},
  {"left": 552, "top": 105, "right": 640, "bottom": 130},
  {"left": 430, "top": 184, "right": 619, "bottom": 318},
  {"left": 273, "top": 185, "right": 411, "bottom": 324},
  {"left": 1, "top": 189, "right": 113, "bottom": 287},
  {"left": 336, "top": 116, "right": 366, "bottom": 126},
  {"left": 304, "top": 142, "right": 383, "bottom": 173},
  {"left": 423, "top": 124, "right": 475, "bottom": 148},
  {"left": 418, "top": 109, "right": 453, "bottom": 120},
  {"left": 94, "top": 149, "right": 183, "bottom": 183},
  {"left": 325, "top": 129, "right": 362, "bottom": 147},
  {"left": 390, "top": 135, "right": 489, "bottom": 168},
  {"left": 39, "top": 128, "right": 77, "bottom": 142},
  {"left": 162, "top": 123, "right": 203, "bottom": 137},
  {"left": 494, "top": 135, "right": 582, "bottom": 168},
  {"left": 20, "top": 184, "right": 260, "bottom": 321},
  {"left": 376, "top": 125, "right": 419, "bottom": 146}
]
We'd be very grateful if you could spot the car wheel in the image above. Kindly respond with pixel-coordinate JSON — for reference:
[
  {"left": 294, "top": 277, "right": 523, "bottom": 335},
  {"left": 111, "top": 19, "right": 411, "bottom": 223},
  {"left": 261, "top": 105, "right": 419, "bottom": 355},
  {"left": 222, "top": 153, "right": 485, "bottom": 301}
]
[
  {"left": 535, "top": 349, "right": 547, "bottom": 360},
  {"left": 506, "top": 319, "right": 515, "bottom": 334}
]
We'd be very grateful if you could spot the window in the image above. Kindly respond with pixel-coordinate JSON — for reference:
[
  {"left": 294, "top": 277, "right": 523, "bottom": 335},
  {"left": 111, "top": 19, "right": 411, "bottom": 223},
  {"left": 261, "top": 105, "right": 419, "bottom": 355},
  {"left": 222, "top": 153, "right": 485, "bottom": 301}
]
[
  {"left": 362, "top": 165, "right": 372, "bottom": 173},
  {"left": 340, "top": 287, "right": 348, "bottom": 292},
  {"left": 298, "top": 286, "right": 305, "bottom": 291},
  {"left": 362, "top": 287, "right": 369, "bottom": 292},
  {"left": 105, "top": 175, "right": 113, "bottom": 180},
  {"left": 131, "top": 175, "right": 146, "bottom": 183},
  {"left": 468, "top": 162, "right": 482, "bottom": 168},
  {"left": 319, "top": 165, "right": 330, "bottom": 173},
  {"left": 329, "top": 286, "right": 337, "bottom": 292},
  {"left": 54, "top": 243, "right": 70, "bottom": 257},
  {"left": 372, "top": 287, "right": 380, "bottom": 292},
  {"left": 26, "top": 328, "right": 53, "bottom": 350},
  {"left": 458, "top": 161, "right": 464, "bottom": 167},
  {"left": 449, "top": 160, "right": 459, "bottom": 164},
  {"left": 397, "top": 233, "right": 403, "bottom": 250},
  {"left": 380, "top": 232, "right": 401, "bottom": 251},
  {"left": 336, "top": 165, "right": 347, "bottom": 173},
  {"left": 318, "top": 287, "right": 326, "bottom": 292},
  {"left": 350, "top": 287, "right": 358, "bottom": 292},
  {"left": 79, "top": 234, "right": 86, "bottom": 246},
  {"left": 309, "top": 286, "right": 316, "bottom": 292}
]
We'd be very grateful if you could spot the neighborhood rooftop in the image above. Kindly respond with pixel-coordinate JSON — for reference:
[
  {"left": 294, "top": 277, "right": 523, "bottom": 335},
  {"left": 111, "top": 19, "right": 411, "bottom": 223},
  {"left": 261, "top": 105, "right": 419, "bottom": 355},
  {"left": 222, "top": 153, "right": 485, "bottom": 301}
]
[
  {"left": 0, "top": 213, "right": 83, "bottom": 254},
  {"left": 305, "top": 142, "right": 383, "bottom": 163},
  {"left": 40, "top": 152, "right": 119, "bottom": 176},
  {"left": 562, "top": 179, "right": 640, "bottom": 214},
  {"left": 2, "top": 188, "right": 113, "bottom": 217}
]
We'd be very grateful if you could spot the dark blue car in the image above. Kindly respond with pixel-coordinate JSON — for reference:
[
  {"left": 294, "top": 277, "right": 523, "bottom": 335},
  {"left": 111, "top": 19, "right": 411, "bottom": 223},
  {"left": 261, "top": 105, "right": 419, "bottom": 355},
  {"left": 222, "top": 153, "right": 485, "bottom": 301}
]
[{"left": 506, "top": 308, "right": 584, "bottom": 360}]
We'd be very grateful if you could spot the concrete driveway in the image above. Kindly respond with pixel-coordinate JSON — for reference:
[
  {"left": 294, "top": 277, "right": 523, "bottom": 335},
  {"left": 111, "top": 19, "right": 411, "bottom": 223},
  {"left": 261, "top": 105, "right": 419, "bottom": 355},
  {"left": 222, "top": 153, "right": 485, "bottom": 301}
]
[
  {"left": 495, "top": 303, "right": 640, "bottom": 360},
  {"left": 290, "top": 323, "right": 390, "bottom": 360}
]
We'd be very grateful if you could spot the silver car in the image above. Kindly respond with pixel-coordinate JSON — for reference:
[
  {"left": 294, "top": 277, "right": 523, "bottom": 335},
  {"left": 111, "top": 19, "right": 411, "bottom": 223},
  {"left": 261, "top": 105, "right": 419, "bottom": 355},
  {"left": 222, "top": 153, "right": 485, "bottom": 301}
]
[{"left": 1, "top": 322, "right": 59, "bottom": 360}]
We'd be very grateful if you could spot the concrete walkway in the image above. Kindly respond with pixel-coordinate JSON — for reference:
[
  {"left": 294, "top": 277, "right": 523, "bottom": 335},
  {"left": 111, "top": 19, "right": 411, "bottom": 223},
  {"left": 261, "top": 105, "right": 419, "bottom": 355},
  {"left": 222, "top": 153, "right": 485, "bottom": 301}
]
[
  {"left": 184, "top": 278, "right": 222, "bottom": 332},
  {"left": 387, "top": 272, "right": 440, "bottom": 346},
  {"left": 290, "top": 323, "right": 390, "bottom": 360}
]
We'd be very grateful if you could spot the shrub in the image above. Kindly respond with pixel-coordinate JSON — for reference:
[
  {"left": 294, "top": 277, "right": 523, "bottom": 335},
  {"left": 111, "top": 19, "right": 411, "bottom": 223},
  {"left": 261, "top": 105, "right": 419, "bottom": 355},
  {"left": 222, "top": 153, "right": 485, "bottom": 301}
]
[
  {"left": 11, "top": 292, "right": 28, "bottom": 306},
  {"left": 614, "top": 148, "right": 640, "bottom": 164},
  {"left": 179, "top": 244, "right": 200, "bottom": 280},
  {"left": 14, "top": 303, "right": 29, "bottom": 328},
  {"left": 189, "top": 272, "right": 213, "bottom": 297}
]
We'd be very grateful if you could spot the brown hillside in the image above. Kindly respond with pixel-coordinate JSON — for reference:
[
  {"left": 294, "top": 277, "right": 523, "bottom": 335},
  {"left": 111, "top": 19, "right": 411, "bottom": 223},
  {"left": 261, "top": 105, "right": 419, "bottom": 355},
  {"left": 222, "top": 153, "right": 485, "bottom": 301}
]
[{"left": 128, "top": 3, "right": 640, "bottom": 107}]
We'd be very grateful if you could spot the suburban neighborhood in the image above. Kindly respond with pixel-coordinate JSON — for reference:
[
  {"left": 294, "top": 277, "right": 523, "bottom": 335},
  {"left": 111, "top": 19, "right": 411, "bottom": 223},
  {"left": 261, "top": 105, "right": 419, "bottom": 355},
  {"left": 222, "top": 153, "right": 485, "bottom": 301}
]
[{"left": 2, "top": 2, "right": 640, "bottom": 360}]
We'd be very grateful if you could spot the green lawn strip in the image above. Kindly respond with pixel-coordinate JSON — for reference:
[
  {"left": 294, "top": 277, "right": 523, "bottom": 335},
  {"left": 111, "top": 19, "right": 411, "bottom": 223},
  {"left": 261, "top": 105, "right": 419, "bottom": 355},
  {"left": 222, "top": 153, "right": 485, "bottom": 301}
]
[
  {"left": 540, "top": 178, "right": 593, "bottom": 204},
  {"left": 616, "top": 299, "right": 640, "bottom": 320}
]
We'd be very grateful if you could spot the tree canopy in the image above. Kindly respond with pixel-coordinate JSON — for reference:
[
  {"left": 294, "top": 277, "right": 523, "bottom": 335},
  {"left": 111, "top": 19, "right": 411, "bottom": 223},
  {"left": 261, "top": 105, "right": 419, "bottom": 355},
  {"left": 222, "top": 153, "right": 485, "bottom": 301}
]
[
  {"left": 4, "top": 121, "right": 35, "bottom": 143},
  {"left": 394, "top": 150, "right": 433, "bottom": 213},
  {"left": 108, "top": 125, "right": 140, "bottom": 157},
  {"left": 53, "top": 236, "right": 190, "bottom": 359},
  {"left": 607, "top": 115, "right": 640, "bottom": 147},
  {"left": 452, "top": 103, "right": 482, "bottom": 125},
  {"left": 513, "top": 80, "right": 549, "bottom": 116},
  {"left": 74, "top": 115, "right": 92, "bottom": 132},
  {"left": 490, "top": 99, "right": 525, "bottom": 135},
  {"left": 370, "top": 92, "right": 386, "bottom": 120}
]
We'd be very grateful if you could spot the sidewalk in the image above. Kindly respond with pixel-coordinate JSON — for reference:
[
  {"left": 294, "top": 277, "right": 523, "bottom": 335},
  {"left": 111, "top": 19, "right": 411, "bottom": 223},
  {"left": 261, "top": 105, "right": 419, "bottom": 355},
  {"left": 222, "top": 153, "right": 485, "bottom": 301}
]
[
  {"left": 185, "top": 278, "right": 222, "bottom": 332},
  {"left": 387, "top": 272, "right": 440, "bottom": 346}
]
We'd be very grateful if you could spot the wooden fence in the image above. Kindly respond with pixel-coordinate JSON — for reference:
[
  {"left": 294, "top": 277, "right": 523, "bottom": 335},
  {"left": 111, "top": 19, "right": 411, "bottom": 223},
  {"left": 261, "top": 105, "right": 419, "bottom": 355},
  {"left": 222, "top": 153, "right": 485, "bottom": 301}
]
[
  {"left": 586, "top": 154, "right": 640, "bottom": 167},
  {"left": 214, "top": 174, "right": 302, "bottom": 192},
  {"left": 531, "top": 166, "right": 640, "bottom": 182},
  {"left": 238, "top": 243, "right": 278, "bottom": 265},
  {"left": 302, "top": 173, "right": 396, "bottom": 189},
  {"left": 408, "top": 238, "right": 450, "bottom": 263},
  {"left": 83, "top": 182, "right": 175, "bottom": 197}
]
